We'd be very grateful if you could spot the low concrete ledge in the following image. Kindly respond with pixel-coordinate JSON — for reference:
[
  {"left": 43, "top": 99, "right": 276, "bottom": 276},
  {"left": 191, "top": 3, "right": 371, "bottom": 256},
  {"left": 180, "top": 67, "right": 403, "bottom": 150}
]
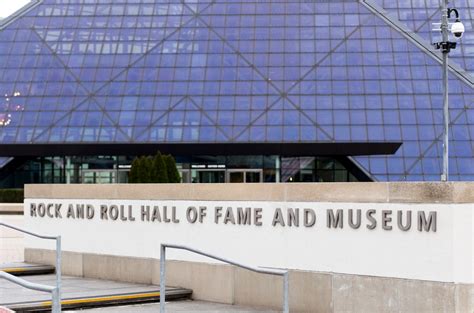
[
  {"left": 22, "top": 182, "right": 474, "bottom": 312},
  {"left": 25, "top": 249, "right": 473, "bottom": 313},
  {"left": 25, "top": 182, "right": 474, "bottom": 203},
  {"left": 0, "top": 203, "right": 23, "bottom": 215}
]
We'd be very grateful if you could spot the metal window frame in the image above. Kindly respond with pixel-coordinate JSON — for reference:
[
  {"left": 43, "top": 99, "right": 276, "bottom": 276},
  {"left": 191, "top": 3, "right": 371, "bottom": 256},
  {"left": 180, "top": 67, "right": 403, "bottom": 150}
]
[{"left": 226, "top": 169, "right": 264, "bottom": 183}]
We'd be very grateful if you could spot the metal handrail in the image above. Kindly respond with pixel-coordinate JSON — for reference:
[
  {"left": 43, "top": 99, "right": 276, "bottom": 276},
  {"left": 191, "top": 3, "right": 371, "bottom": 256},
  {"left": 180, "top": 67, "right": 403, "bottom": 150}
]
[
  {"left": 0, "top": 222, "right": 61, "bottom": 313},
  {"left": 160, "top": 244, "right": 289, "bottom": 313},
  {"left": 0, "top": 271, "right": 56, "bottom": 292}
]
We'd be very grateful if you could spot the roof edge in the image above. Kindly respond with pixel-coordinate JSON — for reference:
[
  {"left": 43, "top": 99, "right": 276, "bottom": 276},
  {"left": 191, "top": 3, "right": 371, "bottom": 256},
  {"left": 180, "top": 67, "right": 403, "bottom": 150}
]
[
  {"left": 0, "top": 0, "right": 43, "bottom": 31},
  {"left": 346, "top": 156, "right": 379, "bottom": 182},
  {"left": 361, "top": 0, "right": 474, "bottom": 89},
  {"left": 0, "top": 157, "right": 13, "bottom": 169},
  {"left": 0, "top": 142, "right": 402, "bottom": 157}
]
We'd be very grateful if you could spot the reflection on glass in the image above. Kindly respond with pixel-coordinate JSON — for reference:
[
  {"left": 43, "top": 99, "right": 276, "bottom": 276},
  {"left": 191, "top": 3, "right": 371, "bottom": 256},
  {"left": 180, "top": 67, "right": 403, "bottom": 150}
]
[
  {"left": 245, "top": 171, "right": 261, "bottom": 183},
  {"left": 229, "top": 172, "right": 244, "bottom": 183},
  {"left": 1, "top": 91, "right": 23, "bottom": 127},
  {"left": 82, "top": 170, "right": 116, "bottom": 184},
  {"left": 191, "top": 170, "right": 225, "bottom": 183}
]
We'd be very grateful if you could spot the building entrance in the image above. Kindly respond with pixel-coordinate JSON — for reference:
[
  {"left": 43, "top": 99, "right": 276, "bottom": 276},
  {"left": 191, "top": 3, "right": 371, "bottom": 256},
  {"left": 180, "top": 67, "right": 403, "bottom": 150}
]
[
  {"left": 227, "top": 170, "right": 263, "bottom": 183},
  {"left": 82, "top": 170, "right": 116, "bottom": 184},
  {"left": 0, "top": 155, "right": 369, "bottom": 188},
  {"left": 191, "top": 169, "right": 226, "bottom": 183},
  {"left": 188, "top": 169, "right": 263, "bottom": 183}
]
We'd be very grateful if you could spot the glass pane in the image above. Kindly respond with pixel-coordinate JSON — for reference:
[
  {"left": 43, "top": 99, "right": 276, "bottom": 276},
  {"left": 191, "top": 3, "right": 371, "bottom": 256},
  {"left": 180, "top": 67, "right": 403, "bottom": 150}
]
[
  {"left": 191, "top": 170, "right": 225, "bottom": 183},
  {"left": 229, "top": 172, "right": 244, "bottom": 183},
  {"left": 245, "top": 171, "right": 261, "bottom": 183}
]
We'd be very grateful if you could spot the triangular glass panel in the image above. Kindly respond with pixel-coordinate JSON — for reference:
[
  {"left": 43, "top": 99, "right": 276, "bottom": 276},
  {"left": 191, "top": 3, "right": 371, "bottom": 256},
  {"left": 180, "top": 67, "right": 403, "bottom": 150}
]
[
  {"left": 250, "top": 126, "right": 267, "bottom": 142},
  {"left": 233, "top": 128, "right": 250, "bottom": 142},
  {"left": 34, "top": 2, "right": 198, "bottom": 96},
  {"left": 242, "top": 115, "right": 261, "bottom": 136},
  {"left": 114, "top": 130, "right": 130, "bottom": 143},
  {"left": 299, "top": 126, "right": 319, "bottom": 141},
  {"left": 371, "top": 0, "right": 473, "bottom": 77},
  {"left": 133, "top": 128, "right": 150, "bottom": 142},
  {"left": 215, "top": 130, "right": 229, "bottom": 142},
  {"left": 0, "top": 157, "right": 13, "bottom": 169}
]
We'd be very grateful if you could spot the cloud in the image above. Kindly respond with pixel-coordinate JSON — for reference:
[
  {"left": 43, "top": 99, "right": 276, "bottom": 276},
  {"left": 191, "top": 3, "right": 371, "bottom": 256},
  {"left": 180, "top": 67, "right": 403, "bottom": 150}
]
[{"left": 0, "top": 1, "right": 30, "bottom": 18}]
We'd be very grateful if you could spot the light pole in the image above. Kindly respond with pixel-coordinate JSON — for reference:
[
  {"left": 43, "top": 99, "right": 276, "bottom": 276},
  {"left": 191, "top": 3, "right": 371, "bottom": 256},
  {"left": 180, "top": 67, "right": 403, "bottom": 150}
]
[{"left": 434, "top": 0, "right": 465, "bottom": 182}]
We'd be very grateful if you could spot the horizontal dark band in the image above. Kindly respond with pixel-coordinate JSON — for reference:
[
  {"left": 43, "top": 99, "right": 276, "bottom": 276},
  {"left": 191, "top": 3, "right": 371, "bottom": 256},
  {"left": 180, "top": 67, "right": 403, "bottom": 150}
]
[{"left": 0, "top": 142, "right": 402, "bottom": 157}]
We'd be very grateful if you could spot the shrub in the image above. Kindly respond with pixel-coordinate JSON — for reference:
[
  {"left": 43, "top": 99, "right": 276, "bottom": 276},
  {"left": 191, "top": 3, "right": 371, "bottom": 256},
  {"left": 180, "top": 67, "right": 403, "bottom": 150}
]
[
  {"left": 128, "top": 158, "right": 140, "bottom": 183},
  {"left": 164, "top": 155, "right": 181, "bottom": 183},
  {"left": 152, "top": 152, "right": 168, "bottom": 183},
  {"left": 129, "top": 151, "right": 180, "bottom": 183},
  {"left": 0, "top": 189, "right": 24, "bottom": 203},
  {"left": 138, "top": 156, "right": 153, "bottom": 183}
]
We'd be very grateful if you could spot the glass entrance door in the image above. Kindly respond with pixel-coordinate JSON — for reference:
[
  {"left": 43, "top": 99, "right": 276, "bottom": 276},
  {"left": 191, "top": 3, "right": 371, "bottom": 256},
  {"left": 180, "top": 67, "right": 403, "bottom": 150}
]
[
  {"left": 226, "top": 170, "right": 263, "bottom": 183},
  {"left": 82, "top": 170, "right": 116, "bottom": 184},
  {"left": 228, "top": 171, "right": 244, "bottom": 183},
  {"left": 245, "top": 171, "right": 262, "bottom": 183},
  {"left": 191, "top": 170, "right": 226, "bottom": 183}
]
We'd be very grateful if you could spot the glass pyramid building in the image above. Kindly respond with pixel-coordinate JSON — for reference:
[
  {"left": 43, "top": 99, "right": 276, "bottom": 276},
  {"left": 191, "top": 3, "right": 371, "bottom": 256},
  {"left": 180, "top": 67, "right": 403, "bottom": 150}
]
[{"left": 0, "top": 0, "right": 473, "bottom": 185}]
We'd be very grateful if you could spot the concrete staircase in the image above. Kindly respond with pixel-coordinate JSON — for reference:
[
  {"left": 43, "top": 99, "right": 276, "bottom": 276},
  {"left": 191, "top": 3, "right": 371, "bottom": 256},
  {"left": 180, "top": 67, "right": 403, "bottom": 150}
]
[{"left": 0, "top": 263, "right": 192, "bottom": 312}]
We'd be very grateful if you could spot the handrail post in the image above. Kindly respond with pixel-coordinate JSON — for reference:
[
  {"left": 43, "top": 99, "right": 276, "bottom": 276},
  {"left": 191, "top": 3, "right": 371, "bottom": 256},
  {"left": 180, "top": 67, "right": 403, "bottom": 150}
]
[
  {"left": 51, "top": 287, "right": 60, "bottom": 313},
  {"left": 55, "top": 235, "right": 62, "bottom": 312},
  {"left": 160, "top": 244, "right": 166, "bottom": 313},
  {"left": 283, "top": 271, "right": 289, "bottom": 313}
]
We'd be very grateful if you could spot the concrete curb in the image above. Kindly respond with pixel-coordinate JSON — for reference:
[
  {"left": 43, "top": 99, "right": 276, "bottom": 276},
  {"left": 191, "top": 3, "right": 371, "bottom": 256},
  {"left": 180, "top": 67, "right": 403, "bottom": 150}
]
[{"left": 6, "top": 289, "right": 192, "bottom": 312}]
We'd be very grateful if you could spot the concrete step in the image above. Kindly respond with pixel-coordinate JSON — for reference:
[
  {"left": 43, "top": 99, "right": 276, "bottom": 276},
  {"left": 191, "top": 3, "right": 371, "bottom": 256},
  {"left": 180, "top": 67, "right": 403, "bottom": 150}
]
[
  {"left": 0, "top": 274, "right": 192, "bottom": 312},
  {"left": 8, "top": 288, "right": 191, "bottom": 312},
  {"left": 0, "top": 263, "right": 55, "bottom": 276},
  {"left": 75, "top": 300, "right": 280, "bottom": 312}
]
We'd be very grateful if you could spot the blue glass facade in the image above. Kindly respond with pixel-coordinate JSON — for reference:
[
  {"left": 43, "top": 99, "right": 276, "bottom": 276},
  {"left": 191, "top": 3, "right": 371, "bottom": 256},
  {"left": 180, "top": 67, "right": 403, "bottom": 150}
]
[
  {"left": 0, "top": 0, "right": 473, "bottom": 182},
  {"left": 373, "top": 0, "right": 474, "bottom": 76}
]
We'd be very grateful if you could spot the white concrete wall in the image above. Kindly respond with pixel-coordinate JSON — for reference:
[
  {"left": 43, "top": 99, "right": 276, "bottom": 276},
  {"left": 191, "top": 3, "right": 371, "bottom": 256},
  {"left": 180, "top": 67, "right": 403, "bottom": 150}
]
[
  {"left": 0, "top": 214, "right": 24, "bottom": 263},
  {"left": 24, "top": 199, "right": 474, "bottom": 284}
]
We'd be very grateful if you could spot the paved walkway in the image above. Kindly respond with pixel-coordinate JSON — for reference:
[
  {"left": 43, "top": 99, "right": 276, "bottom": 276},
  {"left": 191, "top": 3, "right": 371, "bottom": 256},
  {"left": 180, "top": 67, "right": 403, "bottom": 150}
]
[
  {"left": 0, "top": 215, "right": 24, "bottom": 264},
  {"left": 71, "top": 301, "right": 279, "bottom": 312}
]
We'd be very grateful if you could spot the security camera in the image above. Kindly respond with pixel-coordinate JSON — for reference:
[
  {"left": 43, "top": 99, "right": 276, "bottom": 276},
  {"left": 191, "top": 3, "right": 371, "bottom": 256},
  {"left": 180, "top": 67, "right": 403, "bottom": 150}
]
[{"left": 451, "top": 20, "right": 465, "bottom": 38}]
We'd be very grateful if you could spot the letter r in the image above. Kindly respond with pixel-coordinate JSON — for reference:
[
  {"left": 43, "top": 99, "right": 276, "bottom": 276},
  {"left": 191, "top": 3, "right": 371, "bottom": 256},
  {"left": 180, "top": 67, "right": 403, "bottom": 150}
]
[{"left": 30, "top": 203, "right": 37, "bottom": 217}]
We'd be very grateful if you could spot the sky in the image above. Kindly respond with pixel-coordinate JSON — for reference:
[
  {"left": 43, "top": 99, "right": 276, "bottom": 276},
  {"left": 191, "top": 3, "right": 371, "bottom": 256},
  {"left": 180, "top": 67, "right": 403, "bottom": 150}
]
[{"left": 0, "top": 1, "right": 30, "bottom": 18}]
